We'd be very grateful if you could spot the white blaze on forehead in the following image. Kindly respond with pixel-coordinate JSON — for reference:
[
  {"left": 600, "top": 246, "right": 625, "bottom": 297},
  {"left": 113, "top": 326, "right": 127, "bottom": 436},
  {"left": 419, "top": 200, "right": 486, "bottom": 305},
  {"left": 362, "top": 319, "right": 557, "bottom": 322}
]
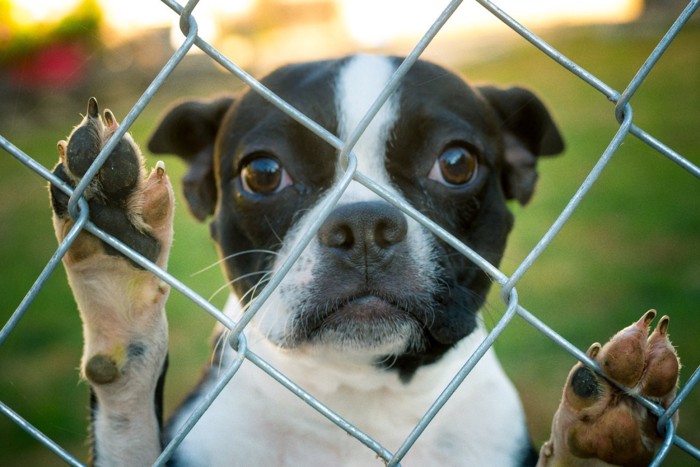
[{"left": 335, "top": 54, "right": 399, "bottom": 202}]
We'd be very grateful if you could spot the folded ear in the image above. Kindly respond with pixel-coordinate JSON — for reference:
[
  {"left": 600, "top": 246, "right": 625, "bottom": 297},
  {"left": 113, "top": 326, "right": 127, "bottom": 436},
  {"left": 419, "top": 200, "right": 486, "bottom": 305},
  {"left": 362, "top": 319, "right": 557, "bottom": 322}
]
[
  {"left": 479, "top": 86, "right": 565, "bottom": 205},
  {"left": 148, "top": 96, "right": 234, "bottom": 221}
]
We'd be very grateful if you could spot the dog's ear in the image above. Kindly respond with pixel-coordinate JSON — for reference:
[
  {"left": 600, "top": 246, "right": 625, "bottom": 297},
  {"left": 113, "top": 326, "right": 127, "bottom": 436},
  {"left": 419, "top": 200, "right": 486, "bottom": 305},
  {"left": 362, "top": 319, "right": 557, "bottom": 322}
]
[
  {"left": 479, "top": 86, "right": 565, "bottom": 205},
  {"left": 148, "top": 97, "right": 234, "bottom": 221}
]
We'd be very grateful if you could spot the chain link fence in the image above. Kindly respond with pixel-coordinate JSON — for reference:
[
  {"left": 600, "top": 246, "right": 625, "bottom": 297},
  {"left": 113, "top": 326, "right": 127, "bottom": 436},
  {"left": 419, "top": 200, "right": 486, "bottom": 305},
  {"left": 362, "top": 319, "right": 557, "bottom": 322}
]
[{"left": 1, "top": 0, "right": 699, "bottom": 465}]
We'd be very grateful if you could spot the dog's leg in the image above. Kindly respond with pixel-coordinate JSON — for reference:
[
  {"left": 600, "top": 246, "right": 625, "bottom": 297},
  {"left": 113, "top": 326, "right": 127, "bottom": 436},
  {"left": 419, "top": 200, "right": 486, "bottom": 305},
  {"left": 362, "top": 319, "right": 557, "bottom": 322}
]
[
  {"left": 50, "top": 98, "right": 174, "bottom": 466},
  {"left": 538, "top": 310, "right": 680, "bottom": 466}
]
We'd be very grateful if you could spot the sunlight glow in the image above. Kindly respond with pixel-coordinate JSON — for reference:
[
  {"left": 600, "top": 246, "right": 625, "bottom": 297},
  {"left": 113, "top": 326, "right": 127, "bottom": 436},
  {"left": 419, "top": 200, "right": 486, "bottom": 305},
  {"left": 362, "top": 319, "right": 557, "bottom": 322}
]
[
  {"left": 7, "top": 0, "right": 641, "bottom": 48},
  {"left": 97, "top": 0, "right": 255, "bottom": 32},
  {"left": 9, "top": 0, "right": 82, "bottom": 26},
  {"left": 341, "top": 0, "right": 642, "bottom": 46}
]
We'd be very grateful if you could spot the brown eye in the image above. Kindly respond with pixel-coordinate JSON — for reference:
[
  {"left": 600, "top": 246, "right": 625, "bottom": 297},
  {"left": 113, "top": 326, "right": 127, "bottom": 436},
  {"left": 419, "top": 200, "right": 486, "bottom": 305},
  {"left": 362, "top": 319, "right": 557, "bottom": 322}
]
[
  {"left": 428, "top": 145, "right": 479, "bottom": 187},
  {"left": 240, "top": 156, "right": 292, "bottom": 195}
]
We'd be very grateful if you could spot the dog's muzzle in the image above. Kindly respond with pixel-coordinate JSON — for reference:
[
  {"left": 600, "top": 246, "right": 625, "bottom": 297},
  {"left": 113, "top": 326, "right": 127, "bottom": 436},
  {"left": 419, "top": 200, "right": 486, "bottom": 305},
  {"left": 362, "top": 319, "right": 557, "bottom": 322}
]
[{"left": 279, "top": 200, "right": 434, "bottom": 354}]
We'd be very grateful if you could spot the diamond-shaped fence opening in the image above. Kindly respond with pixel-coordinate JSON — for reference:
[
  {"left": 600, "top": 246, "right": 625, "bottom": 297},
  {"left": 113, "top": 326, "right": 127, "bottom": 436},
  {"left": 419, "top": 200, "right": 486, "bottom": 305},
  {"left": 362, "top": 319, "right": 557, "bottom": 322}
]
[{"left": 1, "top": 0, "right": 699, "bottom": 465}]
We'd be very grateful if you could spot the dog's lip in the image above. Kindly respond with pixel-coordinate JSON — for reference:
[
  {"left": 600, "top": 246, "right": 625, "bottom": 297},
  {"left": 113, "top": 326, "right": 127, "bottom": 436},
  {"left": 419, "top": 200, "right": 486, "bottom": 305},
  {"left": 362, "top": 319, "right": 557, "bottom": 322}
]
[
  {"left": 307, "top": 294, "right": 410, "bottom": 332},
  {"left": 336, "top": 295, "right": 401, "bottom": 319}
]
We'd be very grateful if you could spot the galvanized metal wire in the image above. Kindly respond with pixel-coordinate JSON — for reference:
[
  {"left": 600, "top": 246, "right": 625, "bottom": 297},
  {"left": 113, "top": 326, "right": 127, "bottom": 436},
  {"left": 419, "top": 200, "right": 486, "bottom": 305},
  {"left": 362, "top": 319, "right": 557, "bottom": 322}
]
[{"left": 1, "top": 0, "right": 699, "bottom": 465}]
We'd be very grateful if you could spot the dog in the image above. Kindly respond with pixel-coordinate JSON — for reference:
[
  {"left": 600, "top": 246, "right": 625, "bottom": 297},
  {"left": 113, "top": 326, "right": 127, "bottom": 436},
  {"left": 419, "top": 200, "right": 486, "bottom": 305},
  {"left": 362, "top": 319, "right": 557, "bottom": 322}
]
[{"left": 49, "top": 54, "right": 680, "bottom": 466}]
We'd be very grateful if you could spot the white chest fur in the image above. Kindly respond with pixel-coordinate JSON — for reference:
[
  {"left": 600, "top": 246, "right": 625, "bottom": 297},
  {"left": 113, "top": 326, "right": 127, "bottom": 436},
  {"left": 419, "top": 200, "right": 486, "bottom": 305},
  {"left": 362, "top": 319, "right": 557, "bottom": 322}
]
[{"left": 167, "top": 297, "right": 529, "bottom": 466}]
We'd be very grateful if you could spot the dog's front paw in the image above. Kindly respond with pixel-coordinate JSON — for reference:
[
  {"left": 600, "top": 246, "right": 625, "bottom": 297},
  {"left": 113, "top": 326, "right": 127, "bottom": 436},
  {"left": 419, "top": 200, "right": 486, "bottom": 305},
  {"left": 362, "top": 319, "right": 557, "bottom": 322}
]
[
  {"left": 50, "top": 97, "right": 174, "bottom": 268},
  {"left": 49, "top": 98, "right": 174, "bottom": 387},
  {"left": 540, "top": 310, "right": 680, "bottom": 467}
]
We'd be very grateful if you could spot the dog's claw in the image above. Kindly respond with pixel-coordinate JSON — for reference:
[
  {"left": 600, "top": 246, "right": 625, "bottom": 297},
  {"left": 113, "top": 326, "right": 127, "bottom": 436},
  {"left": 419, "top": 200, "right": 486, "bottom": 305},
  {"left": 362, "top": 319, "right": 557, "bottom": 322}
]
[
  {"left": 655, "top": 315, "right": 669, "bottom": 335},
  {"left": 642, "top": 308, "right": 657, "bottom": 326},
  {"left": 87, "top": 96, "right": 99, "bottom": 119},
  {"left": 57, "top": 140, "right": 67, "bottom": 162},
  {"left": 585, "top": 342, "right": 601, "bottom": 358},
  {"left": 541, "top": 310, "right": 681, "bottom": 466},
  {"left": 104, "top": 109, "right": 117, "bottom": 128}
]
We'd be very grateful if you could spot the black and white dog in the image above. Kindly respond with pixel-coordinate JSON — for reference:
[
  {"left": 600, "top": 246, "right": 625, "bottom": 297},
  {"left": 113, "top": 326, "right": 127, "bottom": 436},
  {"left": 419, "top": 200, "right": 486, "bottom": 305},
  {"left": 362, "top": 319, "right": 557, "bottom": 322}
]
[{"left": 50, "top": 55, "right": 679, "bottom": 466}]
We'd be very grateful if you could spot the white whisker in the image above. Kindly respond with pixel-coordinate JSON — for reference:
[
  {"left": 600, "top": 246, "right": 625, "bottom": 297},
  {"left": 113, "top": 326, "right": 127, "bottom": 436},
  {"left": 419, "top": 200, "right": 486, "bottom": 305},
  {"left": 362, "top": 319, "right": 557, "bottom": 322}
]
[
  {"left": 191, "top": 249, "right": 279, "bottom": 277},
  {"left": 208, "top": 270, "right": 272, "bottom": 302},
  {"left": 238, "top": 275, "right": 273, "bottom": 313},
  {"left": 211, "top": 328, "right": 231, "bottom": 375}
]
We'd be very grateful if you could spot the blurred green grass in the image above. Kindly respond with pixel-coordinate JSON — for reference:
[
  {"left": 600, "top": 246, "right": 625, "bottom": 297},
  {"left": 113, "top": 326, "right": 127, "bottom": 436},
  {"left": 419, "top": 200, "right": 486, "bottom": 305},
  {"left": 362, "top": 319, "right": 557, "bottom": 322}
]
[{"left": 1, "top": 23, "right": 698, "bottom": 465}]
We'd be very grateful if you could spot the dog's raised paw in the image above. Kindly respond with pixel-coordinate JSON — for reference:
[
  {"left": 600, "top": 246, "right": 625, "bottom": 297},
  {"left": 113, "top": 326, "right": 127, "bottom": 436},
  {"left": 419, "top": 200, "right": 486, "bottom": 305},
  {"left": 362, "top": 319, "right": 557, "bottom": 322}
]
[
  {"left": 50, "top": 97, "right": 174, "bottom": 268},
  {"left": 540, "top": 310, "right": 680, "bottom": 467},
  {"left": 50, "top": 98, "right": 173, "bottom": 391}
]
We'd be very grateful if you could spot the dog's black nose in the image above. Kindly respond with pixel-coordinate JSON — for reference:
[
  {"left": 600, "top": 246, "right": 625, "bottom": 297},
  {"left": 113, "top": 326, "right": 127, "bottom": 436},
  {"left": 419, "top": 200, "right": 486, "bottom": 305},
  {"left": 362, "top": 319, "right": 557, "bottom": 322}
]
[{"left": 318, "top": 201, "right": 408, "bottom": 264}]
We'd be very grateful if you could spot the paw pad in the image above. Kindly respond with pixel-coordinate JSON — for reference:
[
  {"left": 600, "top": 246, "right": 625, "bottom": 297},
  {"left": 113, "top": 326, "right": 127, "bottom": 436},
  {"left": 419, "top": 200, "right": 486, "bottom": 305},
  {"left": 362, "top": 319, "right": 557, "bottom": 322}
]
[
  {"left": 85, "top": 354, "right": 119, "bottom": 385},
  {"left": 65, "top": 98, "right": 104, "bottom": 180},
  {"left": 64, "top": 98, "right": 142, "bottom": 202},
  {"left": 570, "top": 366, "right": 601, "bottom": 400}
]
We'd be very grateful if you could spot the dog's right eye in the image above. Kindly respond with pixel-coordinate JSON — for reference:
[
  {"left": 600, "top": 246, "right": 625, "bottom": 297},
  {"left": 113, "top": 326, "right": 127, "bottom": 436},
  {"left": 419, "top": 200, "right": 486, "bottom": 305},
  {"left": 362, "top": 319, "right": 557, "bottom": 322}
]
[{"left": 240, "top": 156, "right": 292, "bottom": 195}]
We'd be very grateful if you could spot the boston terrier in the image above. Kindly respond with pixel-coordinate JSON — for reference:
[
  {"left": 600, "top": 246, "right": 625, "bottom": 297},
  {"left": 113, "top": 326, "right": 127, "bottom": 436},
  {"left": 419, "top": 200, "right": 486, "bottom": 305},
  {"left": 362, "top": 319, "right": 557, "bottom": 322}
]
[{"left": 49, "top": 54, "right": 680, "bottom": 466}]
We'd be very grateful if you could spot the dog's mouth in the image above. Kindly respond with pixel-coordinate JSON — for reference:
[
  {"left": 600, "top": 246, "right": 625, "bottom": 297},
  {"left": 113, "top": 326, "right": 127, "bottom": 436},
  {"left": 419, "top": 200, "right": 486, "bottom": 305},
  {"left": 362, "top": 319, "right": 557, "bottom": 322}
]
[
  {"left": 284, "top": 292, "right": 427, "bottom": 353},
  {"left": 313, "top": 295, "right": 407, "bottom": 328}
]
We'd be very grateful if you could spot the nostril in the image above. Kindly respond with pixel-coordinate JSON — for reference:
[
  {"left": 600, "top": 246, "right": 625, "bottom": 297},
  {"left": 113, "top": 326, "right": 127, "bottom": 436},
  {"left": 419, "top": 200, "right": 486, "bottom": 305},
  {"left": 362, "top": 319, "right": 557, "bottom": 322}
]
[
  {"left": 321, "top": 224, "right": 354, "bottom": 250},
  {"left": 375, "top": 218, "right": 407, "bottom": 248}
]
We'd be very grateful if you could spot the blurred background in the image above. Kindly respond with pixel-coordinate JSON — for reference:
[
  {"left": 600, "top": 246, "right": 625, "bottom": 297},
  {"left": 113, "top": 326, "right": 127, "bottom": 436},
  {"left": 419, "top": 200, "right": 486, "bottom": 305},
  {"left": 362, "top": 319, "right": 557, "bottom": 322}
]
[{"left": 1, "top": 0, "right": 698, "bottom": 464}]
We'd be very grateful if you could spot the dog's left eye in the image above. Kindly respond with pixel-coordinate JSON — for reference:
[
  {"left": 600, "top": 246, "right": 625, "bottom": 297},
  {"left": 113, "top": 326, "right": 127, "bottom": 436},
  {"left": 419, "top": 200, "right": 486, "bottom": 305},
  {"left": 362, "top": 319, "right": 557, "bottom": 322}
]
[
  {"left": 240, "top": 156, "right": 292, "bottom": 195},
  {"left": 428, "top": 145, "right": 479, "bottom": 187}
]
